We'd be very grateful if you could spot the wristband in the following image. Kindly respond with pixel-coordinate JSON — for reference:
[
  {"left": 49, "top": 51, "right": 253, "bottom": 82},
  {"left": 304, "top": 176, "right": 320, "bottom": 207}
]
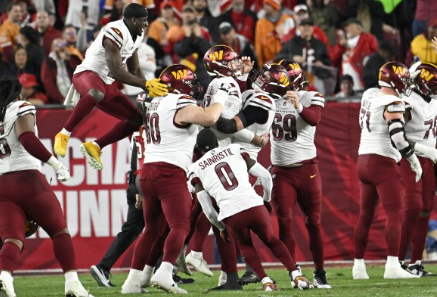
[{"left": 46, "top": 156, "right": 59, "bottom": 167}]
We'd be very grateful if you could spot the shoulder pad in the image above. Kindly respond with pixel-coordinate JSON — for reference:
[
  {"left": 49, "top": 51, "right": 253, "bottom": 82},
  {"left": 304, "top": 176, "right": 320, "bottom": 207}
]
[{"left": 245, "top": 94, "right": 274, "bottom": 111}]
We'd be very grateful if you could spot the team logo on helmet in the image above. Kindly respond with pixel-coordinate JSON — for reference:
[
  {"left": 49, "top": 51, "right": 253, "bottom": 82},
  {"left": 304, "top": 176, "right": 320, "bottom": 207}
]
[
  {"left": 410, "top": 62, "right": 437, "bottom": 100},
  {"left": 278, "top": 59, "right": 306, "bottom": 91},
  {"left": 160, "top": 64, "right": 202, "bottom": 97}
]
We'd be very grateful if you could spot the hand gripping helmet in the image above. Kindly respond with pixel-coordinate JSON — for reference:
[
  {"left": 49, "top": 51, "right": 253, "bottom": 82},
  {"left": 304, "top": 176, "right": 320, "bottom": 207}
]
[
  {"left": 249, "top": 63, "right": 291, "bottom": 96},
  {"left": 410, "top": 61, "right": 437, "bottom": 100},
  {"left": 378, "top": 61, "right": 411, "bottom": 96},
  {"left": 203, "top": 45, "right": 240, "bottom": 77},
  {"left": 159, "top": 64, "right": 202, "bottom": 97},
  {"left": 278, "top": 59, "right": 307, "bottom": 91}
]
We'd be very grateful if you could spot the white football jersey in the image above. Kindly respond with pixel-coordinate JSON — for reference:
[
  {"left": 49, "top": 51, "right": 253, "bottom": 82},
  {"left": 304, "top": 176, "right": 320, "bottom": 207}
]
[
  {"left": 232, "top": 90, "right": 276, "bottom": 159},
  {"left": 203, "top": 76, "right": 242, "bottom": 147},
  {"left": 0, "top": 101, "right": 41, "bottom": 174},
  {"left": 188, "top": 144, "right": 263, "bottom": 221},
  {"left": 358, "top": 88, "right": 404, "bottom": 162},
  {"left": 75, "top": 20, "right": 144, "bottom": 84},
  {"left": 271, "top": 91, "right": 325, "bottom": 166},
  {"left": 143, "top": 93, "right": 198, "bottom": 171},
  {"left": 404, "top": 91, "right": 437, "bottom": 153}
]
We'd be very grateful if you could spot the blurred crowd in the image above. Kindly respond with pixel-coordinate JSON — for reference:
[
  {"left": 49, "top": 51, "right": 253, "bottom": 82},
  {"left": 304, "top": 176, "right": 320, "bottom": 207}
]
[{"left": 0, "top": 0, "right": 435, "bottom": 105}]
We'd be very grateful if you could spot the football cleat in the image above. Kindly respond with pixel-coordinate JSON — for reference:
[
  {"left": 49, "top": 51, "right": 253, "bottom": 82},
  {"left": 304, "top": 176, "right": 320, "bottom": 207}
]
[
  {"left": 218, "top": 271, "right": 227, "bottom": 286},
  {"left": 65, "top": 280, "right": 94, "bottom": 297},
  {"left": 313, "top": 270, "right": 332, "bottom": 289},
  {"left": 352, "top": 263, "right": 369, "bottom": 279},
  {"left": 175, "top": 251, "right": 192, "bottom": 276},
  {"left": 80, "top": 142, "right": 103, "bottom": 170},
  {"left": 407, "top": 262, "right": 435, "bottom": 277},
  {"left": 290, "top": 271, "right": 314, "bottom": 290},
  {"left": 384, "top": 262, "right": 420, "bottom": 279},
  {"left": 150, "top": 268, "right": 187, "bottom": 294},
  {"left": 291, "top": 264, "right": 302, "bottom": 288},
  {"left": 173, "top": 275, "right": 195, "bottom": 285},
  {"left": 185, "top": 253, "right": 213, "bottom": 277},
  {"left": 90, "top": 265, "right": 115, "bottom": 287},
  {"left": 208, "top": 281, "right": 242, "bottom": 291},
  {"left": 140, "top": 266, "right": 154, "bottom": 288},
  {"left": 238, "top": 270, "right": 261, "bottom": 286},
  {"left": 54, "top": 132, "right": 70, "bottom": 157},
  {"left": 121, "top": 282, "right": 148, "bottom": 294},
  {"left": 262, "top": 281, "right": 279, "bottom": 292},
  {"left": 0, "top": 273, "right": 16, "bottom": 297}
]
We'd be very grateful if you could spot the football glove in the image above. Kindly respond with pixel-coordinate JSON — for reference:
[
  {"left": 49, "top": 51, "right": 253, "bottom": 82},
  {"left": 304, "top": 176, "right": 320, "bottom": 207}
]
[
  {"left": 145, "top": 78, "right": 168, "bottom": 97},
  {"left": 47, "top": 156, "right": 70, "bottom": 182},
  {"left": 407, "top": 154, "right": 422, "bottom": 182}
]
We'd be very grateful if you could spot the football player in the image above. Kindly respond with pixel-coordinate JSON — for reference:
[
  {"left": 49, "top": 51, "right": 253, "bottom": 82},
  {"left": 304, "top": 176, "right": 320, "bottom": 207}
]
[
  {"left": 184, "top": 45, "right": 266, "bottom": 289},
  {"left": 398, "top": 62, "right": 437, "bottom": 276},
  {"left": 353, "top": 62, "right": 422, "bottom": 279},
  {"left": 188, "top": 128, "right": 313, "bottom": 292},
  {"left": 0, "top": 77, "right": 92, "bottom": 297},
  {"left": 53, "top": 3, "right": 168, "bottom": 170},
  {"left": 121, "top": 64, "right": 228, "bottom": 294},
  {"left": 270, "top": 60, "right": 330, "bottom": 289}
]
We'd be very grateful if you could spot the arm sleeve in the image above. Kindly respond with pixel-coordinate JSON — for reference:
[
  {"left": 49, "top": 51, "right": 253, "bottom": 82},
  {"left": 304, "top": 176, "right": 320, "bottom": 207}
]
[
  {"left": 215, "top": 105, "right": 269, "bottom": 134},
  {"left": 231, "top": 129, "right": 255, "bottom": 143},
  {"left": 197, "top": 190, "right": 226, "bottom": 231},
  {"left": 388, "top": 118, "right": 415, "bottom": 157},
  {"left": 298, "top": 105, "right": 323, "bottom": 126},
  {"left": 18, "top": 131, "right": 52, "bottom": 163}
]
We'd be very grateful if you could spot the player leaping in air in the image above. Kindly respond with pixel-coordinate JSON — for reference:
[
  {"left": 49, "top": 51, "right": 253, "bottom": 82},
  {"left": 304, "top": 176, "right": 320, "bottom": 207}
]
[{"left": 53, "top": 3, "right": 167, "bottom": 170}]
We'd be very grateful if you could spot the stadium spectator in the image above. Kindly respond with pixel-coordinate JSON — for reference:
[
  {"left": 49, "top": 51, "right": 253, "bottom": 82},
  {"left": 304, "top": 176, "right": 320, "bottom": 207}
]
[
  {"left": 218, "top": 22, "right": 258, "bottom": 68},
  {"left": 276, "top": 18, "right": 330, "bottom": 67},
  {"left": 335, "top": 74, "right": 359, "bottom": 98},
  {"left": 100, "top": 0, "right": 124, "bottom": 26},
  {"left": 147, "top": 1, "right": 180, "bottom": 47},
  {"left": 331, "top": 18, "right": 378, "bottom": 91},
  {"left": 412, "top": 0, "right": 437, "bottom": 38},
  {"left": 254, "top": 0, "right": 294, "bottom": 67},
  {"left": 62, "top": 24, "right": 84, "bottom": 61},
  {"left": 407, "top": 21, "right": 437, "bottom": 65},
  {"left": 41, "top": 38, "right": 79, "bottom": 104},
  {"left": 192, "top": 0, "right": 220, "bottom": 43},
  {"left": 0, "top": 2, "right": 22, "bottom": 63},
  {"left": 7, "top": 45, "right": 36, "bottom": 78},
  {"left": 35, "top": 9, "right": 62, "bottom": 56},
  {"left": 65, "top": 0, "right": 100, "bottom": 41},
  {"left": 282, "top": 4, "right": 327, "bottom": 47},
  {"left": 76, "top": 11, "right": 89, "bottom": 53},
  {"left": 172, "top": 4, "right": 212, "bottom": 92},
  {"left": 306, "top": 0, "right": 339, "bottom": 47},
  {"left": 17, "top": 26, "right": 45, "bottom": 82},
  {"left": 15, "top": 0, "right": 35, "bottom": 27},
  {"left": 19, "top": 73, "right": 48, "bottom": 105},
  {"left": 362, "top": 40, "right": 395, "bottom": 90},
  {"left": 219, "top": 0, "right": 258, "bottom": 43}
]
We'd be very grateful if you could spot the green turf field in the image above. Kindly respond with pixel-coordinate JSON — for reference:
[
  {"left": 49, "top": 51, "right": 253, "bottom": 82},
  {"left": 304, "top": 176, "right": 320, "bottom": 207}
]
[{"left": 11, "top": 265, "right": 437, "bottom": 296}]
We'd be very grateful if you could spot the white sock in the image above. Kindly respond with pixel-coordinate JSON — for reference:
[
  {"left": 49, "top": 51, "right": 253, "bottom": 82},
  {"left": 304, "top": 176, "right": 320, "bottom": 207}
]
[
  {"left": 159, "top": 262, "right": 174, "bottom": 273},
  {"left": 65, "top": 271, "right": 79, "bottom": 282},
  {"left": 291, "top": 270, "right": 301, "bottom": 280},
  {"left": 61, "top": 128, "right": 71, "bottom": 136},
  {"left": 191, "top": 251, "right": 203, "bottom": 259},
  {"left": 411, "top": 260, "right": 422, "bottom": 266},
  {"left": 0, "top": 271, "right": 12, "bottom": 280},
  {"left": 143, "top": 265, "right": 154, "bottom": 275},
  {"left": 261, "top": 276, "right": 273, "bottom": 284},
  {"left": 354, "top": 258, "right": 365, "bottom": 266},
  {"left": 386, "top": 256, "right": 399, "bottom": 266},
  {"left": 125, "top": 269, "right": 142, "bottom": 284},
  {"left": 92, "top": 141, "right": 100, "bottom": 148}
]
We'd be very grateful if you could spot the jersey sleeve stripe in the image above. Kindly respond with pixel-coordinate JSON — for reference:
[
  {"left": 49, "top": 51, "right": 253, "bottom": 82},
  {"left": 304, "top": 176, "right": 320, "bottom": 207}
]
[
  {"left": 104, "top": 32, "right": 123, "bottom": 47},
  {"left": 110, "top": 27, "right": 124, "bottom": 39},
  {"left": 311, "top": 101, "right": 325, "bottom": 107},
  {"left": 102, "top": 35, "right": 121, "bottom": 49}
]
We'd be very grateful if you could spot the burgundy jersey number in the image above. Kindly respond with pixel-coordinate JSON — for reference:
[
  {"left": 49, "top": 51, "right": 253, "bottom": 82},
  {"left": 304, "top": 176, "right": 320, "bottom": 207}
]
[
  {"left": 272, "top": 113, "right": 297, "bottom": 142},
  {"left": 359, "top": 108, "right": 371, "bottom": 132},
  {"left": 145, "top": 113, "right": 161, "bottom": 144},
  {"left": 423, "top": 115, "right": 437, "bottom": 139},
  {"left": 215, "top": 162, "right": 239, "bottom": 191},
  {"left": 0, "top": 126, "right": 11, "bottom": 159}
]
